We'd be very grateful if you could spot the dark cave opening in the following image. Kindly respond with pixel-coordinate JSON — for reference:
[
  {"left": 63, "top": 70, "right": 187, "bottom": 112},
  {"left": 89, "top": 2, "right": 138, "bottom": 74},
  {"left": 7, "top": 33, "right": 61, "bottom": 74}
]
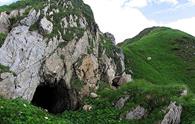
[{"left": 31, "top": 80, "right": 80, "bottom": 114}]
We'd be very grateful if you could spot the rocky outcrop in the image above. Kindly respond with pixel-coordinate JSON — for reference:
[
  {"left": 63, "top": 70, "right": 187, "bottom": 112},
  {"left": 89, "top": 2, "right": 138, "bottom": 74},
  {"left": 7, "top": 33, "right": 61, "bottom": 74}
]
[
  {"left": 104, "top": 32, "right": 116, "bottom": 44},
  {"left": 0, "top": 12, "right": 10, "bottom": 33},
  {"left": 161, "top": 102, "right": 182, "bottom": 124},
  {"left": 40, "top": 17, "right": 53, "bottom": 34},
  {"left": 125, "top": 106, "right": 146, "bottom": 120},
  {"left": 0, "top": 0, "right": 132, "bottom": 113}
]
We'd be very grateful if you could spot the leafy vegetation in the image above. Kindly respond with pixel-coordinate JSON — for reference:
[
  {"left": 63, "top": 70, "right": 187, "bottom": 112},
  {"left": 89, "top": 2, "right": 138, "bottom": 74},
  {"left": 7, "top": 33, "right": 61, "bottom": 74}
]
[
  {"left": 0, "top": 0, "right": 44, "bottom": 12},
  {"left": 0, "top": 33, "right": 7, "bottom": 48},
  {"left": 0, "top": 64, "right": 10, "bottom": 74}
]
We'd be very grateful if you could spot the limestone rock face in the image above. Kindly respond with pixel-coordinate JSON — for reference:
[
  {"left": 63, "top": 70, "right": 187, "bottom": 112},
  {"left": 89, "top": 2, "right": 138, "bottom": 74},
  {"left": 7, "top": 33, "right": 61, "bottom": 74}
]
[
  {"left": 0, "top": 12, "right": 10, "bottom": 33},
  {"left": 104, "top": 32, "right": 116, "bottom": 44},
  {"left": 40, "top": 17, "right": 53, "bottom": 34},
  {"left": 0, "top": 0, "right": 132, "bottom": 112},
  {"left": 161, "top": 102, "right": 182, "bottom": 124}
]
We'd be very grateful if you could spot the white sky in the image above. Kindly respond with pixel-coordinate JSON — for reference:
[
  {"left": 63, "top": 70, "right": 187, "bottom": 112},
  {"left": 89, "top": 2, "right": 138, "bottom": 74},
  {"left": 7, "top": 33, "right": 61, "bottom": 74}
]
[{"left": 83, "top": 0, "right": 195, "bottom": 43}]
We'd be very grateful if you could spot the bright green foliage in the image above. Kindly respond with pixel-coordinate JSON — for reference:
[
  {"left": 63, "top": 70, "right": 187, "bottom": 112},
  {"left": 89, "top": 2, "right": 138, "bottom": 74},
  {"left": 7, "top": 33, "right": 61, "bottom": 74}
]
[
  {"left": 0, "top": 33, "right": 7, "bottom": 48},
  {"left": 0, "top": 98, "right": 70, "bottom": 124},
  {"left": 0, "top": 0, "right": 44, "bottom": 12},
  {"left": 0, "top": 64, "right": 10, "bottom": 74}
]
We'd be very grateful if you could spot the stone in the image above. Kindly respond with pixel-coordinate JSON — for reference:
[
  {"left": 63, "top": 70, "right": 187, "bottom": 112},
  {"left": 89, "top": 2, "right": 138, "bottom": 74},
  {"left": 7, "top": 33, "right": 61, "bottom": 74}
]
[
  {"left": 76, "top": 54, "right": 99, "bottom": 86},
  {"left": 9, "top": 10, "right": 19, "bottom": 18},
  {"left": 0, "top": 12, "right": 10, "bottom": 33},
  {"left": 147, "top": 57, "right": 152, "bottom": 61},
  {"left": 83, "top": 105, "right": 92, "bottom": 111},
  {"left": 180, "top": 89, "right": 188, "bottom": 96},
  {"left": 104, "top": 32, "right": 116, "bottom": 44},
  {"left": 41, "top": 52, "right": 65, "bottom": 84},
  {"left": 0, "top": 24, "right": 46, "bottom": 100},
  {"left": 90, "top": 92, "right": 98, "bottom": 98},
  {"left": 43, "top": 6, "right": 49, "bottom": 16},
  {"left": 117, "top": 73, "right": 132, "bottom": 86},
  {"left": 125, "top": 106, "right": 146, "bottom": 120},
  {"left": 20, "top": 9, "right": 40, "bottom": 26},
  {"left": 40, "top": 17, "right": 53, "bottom": 34},
  {"left": 114, "top": 96, "right": 129, "bottom": 109},
  {"left": 161, "top": 102, "right": 182, "bottom": 124}
]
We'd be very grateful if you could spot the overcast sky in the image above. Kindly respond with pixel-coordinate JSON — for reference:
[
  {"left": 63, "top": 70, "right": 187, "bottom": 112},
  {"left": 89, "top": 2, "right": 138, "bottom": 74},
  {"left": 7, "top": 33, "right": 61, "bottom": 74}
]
[{"left": 1, "top": 0, "right": 195, "bottom": 43}]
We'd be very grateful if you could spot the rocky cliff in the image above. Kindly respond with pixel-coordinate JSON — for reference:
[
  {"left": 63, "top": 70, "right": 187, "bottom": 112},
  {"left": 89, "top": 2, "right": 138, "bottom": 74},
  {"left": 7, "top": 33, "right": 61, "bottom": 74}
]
[{"left": 0, "top": 0, "right": 131, "bottom": 113}]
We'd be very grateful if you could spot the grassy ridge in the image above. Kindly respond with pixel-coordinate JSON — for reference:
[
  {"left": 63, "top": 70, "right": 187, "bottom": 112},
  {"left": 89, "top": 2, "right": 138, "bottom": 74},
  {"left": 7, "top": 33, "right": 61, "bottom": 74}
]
[
  {"left": 120, "top": 27, "right": 195, "bottom": 123},
  {"left": 121, "top": 27, "right": 195, "bottom": 92}
]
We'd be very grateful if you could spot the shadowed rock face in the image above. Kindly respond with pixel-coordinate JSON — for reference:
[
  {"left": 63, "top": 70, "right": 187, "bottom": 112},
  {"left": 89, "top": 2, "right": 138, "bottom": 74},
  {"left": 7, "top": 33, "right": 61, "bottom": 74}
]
[{"left": 0, "top": 0, "right": 131, "bottom": 113}]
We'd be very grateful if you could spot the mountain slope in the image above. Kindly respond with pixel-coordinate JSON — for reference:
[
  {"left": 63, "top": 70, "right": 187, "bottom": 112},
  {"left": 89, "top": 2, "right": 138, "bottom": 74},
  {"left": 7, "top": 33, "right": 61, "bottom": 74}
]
[
  {"left": 120, "top": 26, "right": 195, "bottom": 123},
  {"left": 121, "top": 27, "right": 195, "bottom": 92}
]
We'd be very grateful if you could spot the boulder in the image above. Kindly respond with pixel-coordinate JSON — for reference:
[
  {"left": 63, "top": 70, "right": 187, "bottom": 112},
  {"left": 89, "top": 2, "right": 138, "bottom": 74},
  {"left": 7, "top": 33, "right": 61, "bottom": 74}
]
[
  {"left": 83, "top": 105, "right": 92, "bottom": 111},
  {"left": 114, "top": 96, "right": 129, "bottom": 109},
  {"left": 104, "top": 32, "right": 116, "bottom": 45},
  {"left": 125, "top": 106, "right": 146, "bottom": 120},
  {"left": 90, "top": 92, "right": 98, "bottom": 98},
  {"left": 161, "top": 102, "right": 182, "bottom": 124},
  {"left": 0, "top": 12, "right": 10, "bottom": 33},
  {"left": 118, "top": 73, "right": 132, "bottom": 86},
  {"left": 40, "top": 17, "right": 53, "bottom": 34}
]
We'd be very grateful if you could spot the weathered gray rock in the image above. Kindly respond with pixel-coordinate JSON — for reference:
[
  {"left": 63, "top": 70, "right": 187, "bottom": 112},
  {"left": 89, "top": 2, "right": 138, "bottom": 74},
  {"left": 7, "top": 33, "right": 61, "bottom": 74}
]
[
  {"left": 41, "top": 52, "right": 65, "bottom": 84},
  {"left": 0, "top": 12, "right": 10, "bottom": 33},
  {"left": 0, "top": 72, "right": 15, "bottom": 99},
  {"left": 161, "top": 102, "right": 182, "bottom": 124},
  {"left": 0, "top": 24, "right": 46, "bottom": 100},
  {"left": 125, "top": 106, "right": 146, "bottom": 120},
  {"left": 114, "top": 96, "right": 129, "bottom": 109},
  {"left": 9, "top": 10, "right": 19, "bottom": 18},
  {"left": 20, "top": 9, "right": 40, "bottom": 26},
  {"left": 40, "top": 17, "right": 53, "bottom": 34},
  {"left": 83, "top": 105, "right": 92, "bottom": 111},
  {"left": 118, "top": 73, "right": 132, "bottom": 86},
  {"left": 180, "top": 88, "right": 188, "bottom": 96},
  {"left": 104, "top": 32, "right": 116, "bottom": 44}
]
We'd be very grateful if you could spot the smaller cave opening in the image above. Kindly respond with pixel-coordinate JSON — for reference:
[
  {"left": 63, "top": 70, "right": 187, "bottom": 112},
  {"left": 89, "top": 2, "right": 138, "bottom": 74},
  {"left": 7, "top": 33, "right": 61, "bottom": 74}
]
[{"left": 31, "top": 80, "right": 80, "bottom": 114}]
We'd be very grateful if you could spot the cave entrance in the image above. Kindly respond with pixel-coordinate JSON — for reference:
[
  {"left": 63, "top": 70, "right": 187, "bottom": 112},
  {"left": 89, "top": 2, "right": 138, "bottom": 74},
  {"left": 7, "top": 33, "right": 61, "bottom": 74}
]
[{"left": 31, "top": 80, "right": 80, "bottom": 114}]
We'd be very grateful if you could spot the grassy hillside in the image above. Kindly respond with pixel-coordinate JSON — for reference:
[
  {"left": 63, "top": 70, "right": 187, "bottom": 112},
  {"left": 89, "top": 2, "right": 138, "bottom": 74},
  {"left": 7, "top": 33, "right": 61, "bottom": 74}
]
[
  {"left": 121, "top": 27, "right": 195, "bottom": 92},
  {"left": 120, "top": 27, "right": 195, "bottom": 123}
]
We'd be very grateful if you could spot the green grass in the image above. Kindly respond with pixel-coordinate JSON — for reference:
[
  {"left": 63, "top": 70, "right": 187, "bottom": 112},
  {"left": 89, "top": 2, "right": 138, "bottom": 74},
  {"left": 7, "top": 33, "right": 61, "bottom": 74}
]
[
  {"left": 120, "top": 26, "right": 195, "bottom": 123},
  {"left": 2, "top": 80, "right": 192, "bottom": 124},
  {"left": 0, "top": 98, "right": 70, "bottom": 124},
  {"left": 0, "top": 64, "right": 10, "bottom": 74},
  {"left": 0, "top": 33, "right": 7, "bottom": 48},
  {"left": 121, "top": 27, "right": 195, "bottom": 91},
  {"left": 0, "top": 0, "right": 44, "bottom": 12}
]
